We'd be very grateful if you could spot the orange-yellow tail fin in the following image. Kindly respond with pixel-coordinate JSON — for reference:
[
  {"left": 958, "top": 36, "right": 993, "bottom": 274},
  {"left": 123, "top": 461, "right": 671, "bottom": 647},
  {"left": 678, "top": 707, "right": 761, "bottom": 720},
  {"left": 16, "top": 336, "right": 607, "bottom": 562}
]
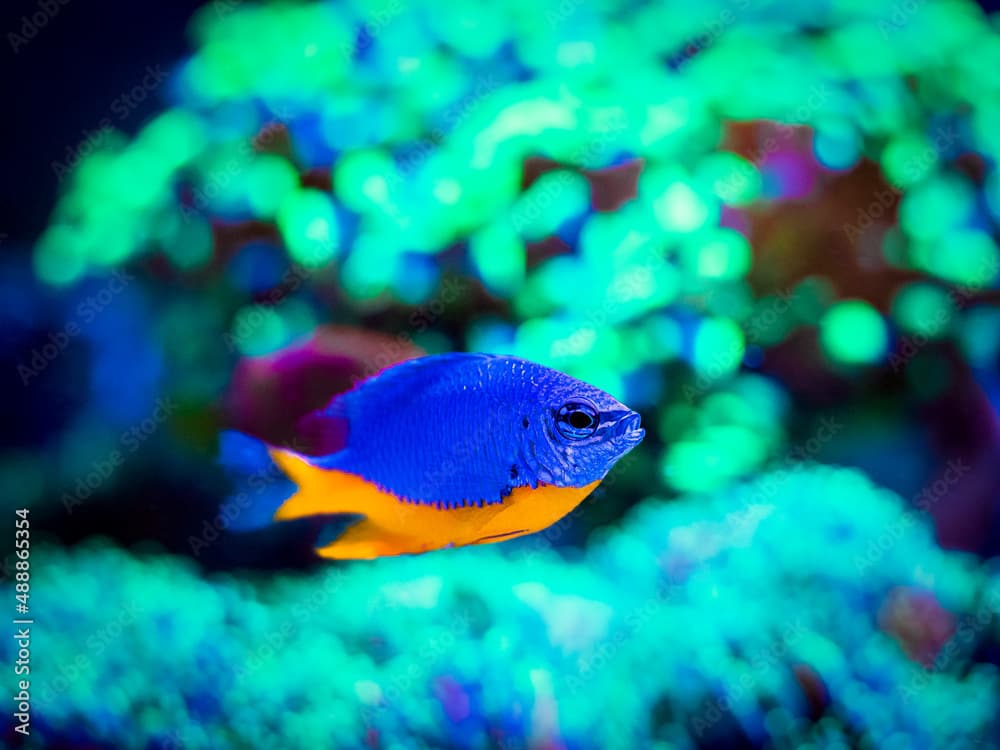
[
  {"left": 269, "top": 447, "right": 361, "bottom": 521},
  {"left": 219, "top": 430, "right": 361, "bottom": 529}
]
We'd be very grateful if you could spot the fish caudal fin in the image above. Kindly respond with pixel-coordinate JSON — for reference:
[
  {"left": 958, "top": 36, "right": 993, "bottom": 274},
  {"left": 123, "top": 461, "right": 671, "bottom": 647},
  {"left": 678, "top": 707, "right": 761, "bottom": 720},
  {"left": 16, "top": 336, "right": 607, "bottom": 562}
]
[
  {"left": 220, "top": 430, "right": 437, "bottom": 556},
  {"left": 315, "top": 517, "right": 429, "bottom": 560},
  {"left": 268, "top": 447, "right": 356, "bottom": 521}
]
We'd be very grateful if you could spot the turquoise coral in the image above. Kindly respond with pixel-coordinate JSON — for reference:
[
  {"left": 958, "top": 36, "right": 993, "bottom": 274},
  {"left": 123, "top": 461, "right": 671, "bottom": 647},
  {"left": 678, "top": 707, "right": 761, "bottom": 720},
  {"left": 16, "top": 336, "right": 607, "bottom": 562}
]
[{"left": 13, "top": 466, "right": 999, "bottom": 748}]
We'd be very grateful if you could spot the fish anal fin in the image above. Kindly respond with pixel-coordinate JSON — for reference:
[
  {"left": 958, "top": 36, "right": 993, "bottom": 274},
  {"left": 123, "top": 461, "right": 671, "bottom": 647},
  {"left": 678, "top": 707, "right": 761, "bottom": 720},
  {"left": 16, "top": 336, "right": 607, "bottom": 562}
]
[{"left": 315, "top": 517, "right": 432, "bottom": 560}]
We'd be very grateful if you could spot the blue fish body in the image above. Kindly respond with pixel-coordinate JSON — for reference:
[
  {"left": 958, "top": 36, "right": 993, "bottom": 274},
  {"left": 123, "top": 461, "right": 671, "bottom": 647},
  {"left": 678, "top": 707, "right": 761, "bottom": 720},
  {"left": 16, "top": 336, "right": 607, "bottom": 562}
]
[
  {"left": 314, "top": 354, "right": 642, "bottom": 505},
  {"left": 220, "top": 353, "right": 645, "bottom": 557}
]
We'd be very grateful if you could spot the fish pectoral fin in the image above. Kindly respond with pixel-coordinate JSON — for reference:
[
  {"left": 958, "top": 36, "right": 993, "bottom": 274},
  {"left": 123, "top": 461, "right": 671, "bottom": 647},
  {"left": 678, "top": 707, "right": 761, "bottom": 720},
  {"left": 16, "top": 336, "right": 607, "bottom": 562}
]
[{"left": 315, "top": 517, "right": 432, "bottom": 560}]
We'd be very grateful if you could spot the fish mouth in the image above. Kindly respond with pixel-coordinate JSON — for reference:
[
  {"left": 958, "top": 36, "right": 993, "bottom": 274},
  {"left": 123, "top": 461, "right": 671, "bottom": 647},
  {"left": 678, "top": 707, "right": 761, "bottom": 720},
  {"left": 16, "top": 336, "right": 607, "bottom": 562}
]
[{"left": 616, "top": 412, "right": 645, "bottom": 444}]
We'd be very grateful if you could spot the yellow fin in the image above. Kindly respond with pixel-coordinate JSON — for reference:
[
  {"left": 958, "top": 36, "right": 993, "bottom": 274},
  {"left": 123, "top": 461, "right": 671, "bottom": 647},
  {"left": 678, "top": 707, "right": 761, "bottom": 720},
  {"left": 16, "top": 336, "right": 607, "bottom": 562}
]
[
  {"left": 315, "top": 517, "right": 430, "bottom": 560},
  {"left": 270, "top": 449, "right": 359, "bottom": 521},
  {"left": 268, "top": 449, "right": 604, "bottom": 559}
]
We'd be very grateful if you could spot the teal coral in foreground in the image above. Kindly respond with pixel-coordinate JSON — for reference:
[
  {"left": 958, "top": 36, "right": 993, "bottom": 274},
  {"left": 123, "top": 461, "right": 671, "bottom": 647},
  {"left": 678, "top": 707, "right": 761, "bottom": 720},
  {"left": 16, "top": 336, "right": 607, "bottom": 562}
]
[{"left": 13, "top": 465, "right": 999, "bottom": 749}]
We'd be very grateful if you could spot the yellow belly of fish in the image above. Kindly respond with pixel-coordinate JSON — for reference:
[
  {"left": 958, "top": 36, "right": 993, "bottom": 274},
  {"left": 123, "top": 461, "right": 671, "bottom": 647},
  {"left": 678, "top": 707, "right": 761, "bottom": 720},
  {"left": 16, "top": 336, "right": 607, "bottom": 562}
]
[{"left": 268, "top": 449, "right": 600, "bottom": 559}]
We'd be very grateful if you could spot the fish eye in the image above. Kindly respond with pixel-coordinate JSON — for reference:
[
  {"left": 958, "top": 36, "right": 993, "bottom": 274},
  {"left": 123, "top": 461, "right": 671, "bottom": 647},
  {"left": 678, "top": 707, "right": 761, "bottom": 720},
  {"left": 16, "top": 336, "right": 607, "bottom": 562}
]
[{"left": 556, "top": 402, "right": 599, "bottom": 439}]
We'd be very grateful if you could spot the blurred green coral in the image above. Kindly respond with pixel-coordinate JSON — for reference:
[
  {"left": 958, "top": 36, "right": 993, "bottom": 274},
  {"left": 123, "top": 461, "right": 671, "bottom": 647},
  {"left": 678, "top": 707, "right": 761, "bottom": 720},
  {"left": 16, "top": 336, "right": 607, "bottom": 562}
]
[
  {"left": 660, "top": 374, "right": 788, "bottom": 492},
  {"left": 26, "top": 0, "right": 1000, "bottom": 511},
  {"left": 14, "top": 465, "right": 999, "bottom": 749}
]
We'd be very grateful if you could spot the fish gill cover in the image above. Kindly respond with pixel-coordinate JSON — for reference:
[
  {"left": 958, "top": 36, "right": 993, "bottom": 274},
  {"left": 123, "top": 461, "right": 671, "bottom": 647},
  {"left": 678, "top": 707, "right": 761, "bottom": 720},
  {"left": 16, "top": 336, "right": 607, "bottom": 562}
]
[{"left": 2, "top": 0, "right": 1000, "bottom": 746}]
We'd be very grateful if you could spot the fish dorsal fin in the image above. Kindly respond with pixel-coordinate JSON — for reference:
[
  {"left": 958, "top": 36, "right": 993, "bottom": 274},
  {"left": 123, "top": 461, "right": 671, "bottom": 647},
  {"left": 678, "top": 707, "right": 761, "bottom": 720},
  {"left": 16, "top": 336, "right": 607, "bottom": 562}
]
[{"left": 349, "top": 353, "right": 502, "bottom": 395}]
